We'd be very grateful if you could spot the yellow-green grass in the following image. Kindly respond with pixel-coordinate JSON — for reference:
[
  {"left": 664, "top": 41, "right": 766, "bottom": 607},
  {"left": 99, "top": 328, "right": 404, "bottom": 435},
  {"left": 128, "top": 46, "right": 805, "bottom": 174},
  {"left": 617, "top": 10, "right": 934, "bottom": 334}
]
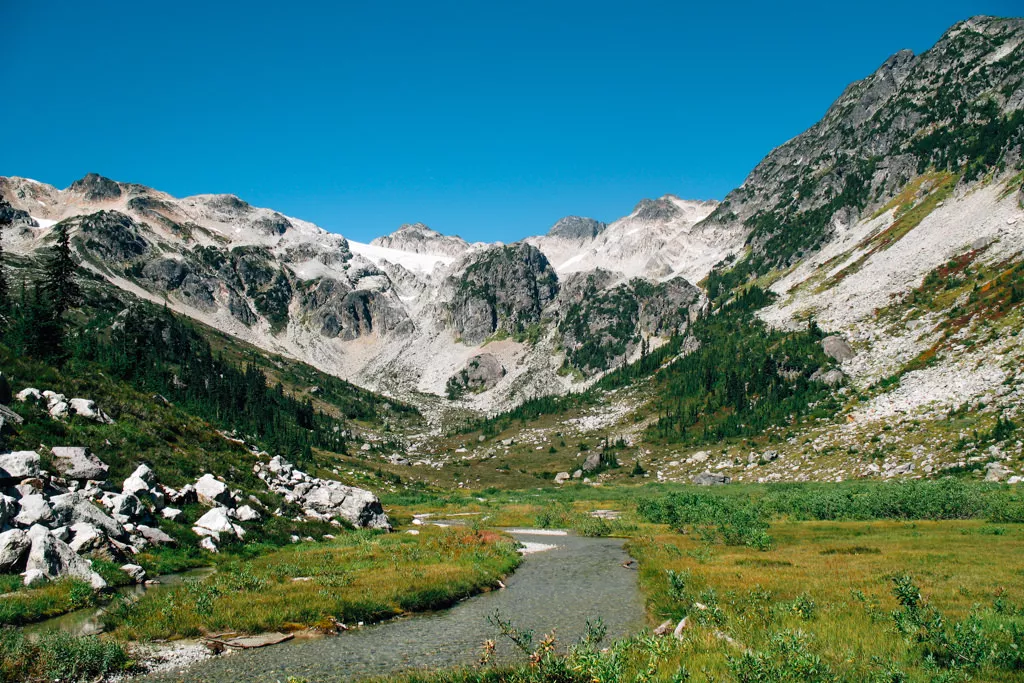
[
  {"left": 104, "top": 527, "right": 521, "bottom": 640},
  {"left": 631, "top": 519, "right": 1024, "bottom": 681}
]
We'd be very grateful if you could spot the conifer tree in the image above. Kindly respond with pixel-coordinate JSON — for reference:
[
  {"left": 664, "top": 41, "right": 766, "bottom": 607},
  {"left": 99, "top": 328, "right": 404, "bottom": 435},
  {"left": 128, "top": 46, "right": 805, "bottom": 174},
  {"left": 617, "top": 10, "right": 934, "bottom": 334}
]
[
  {"left": 0, "top": 200, "right": 10, "bottom": 331},
  {"left": 43, "top": 222, "right": 81, "bottom": 318}
]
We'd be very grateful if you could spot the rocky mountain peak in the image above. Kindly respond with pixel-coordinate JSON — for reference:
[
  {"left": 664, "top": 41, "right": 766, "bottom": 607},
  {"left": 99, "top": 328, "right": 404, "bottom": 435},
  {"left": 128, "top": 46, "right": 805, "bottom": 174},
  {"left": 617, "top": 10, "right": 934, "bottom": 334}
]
[
  {"left": 547, "top": 216, "right": 607, "bottom": 240},
  {"left": 371, "top": 223, "right": 469, "bottom": 257},
  {"left": 632, "top": 197, "right": 681, "bottom": 222},
  {"left": 68, "top": 173, "right": 122, "bottom": 201}
]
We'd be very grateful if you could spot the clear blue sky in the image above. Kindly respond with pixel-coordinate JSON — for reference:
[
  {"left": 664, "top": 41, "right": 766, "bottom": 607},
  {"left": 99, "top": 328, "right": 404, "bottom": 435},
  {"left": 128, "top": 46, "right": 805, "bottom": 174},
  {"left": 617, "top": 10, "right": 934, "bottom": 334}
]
[{"left": 1, "top": 1, "right": 1019, "bottom": 243}]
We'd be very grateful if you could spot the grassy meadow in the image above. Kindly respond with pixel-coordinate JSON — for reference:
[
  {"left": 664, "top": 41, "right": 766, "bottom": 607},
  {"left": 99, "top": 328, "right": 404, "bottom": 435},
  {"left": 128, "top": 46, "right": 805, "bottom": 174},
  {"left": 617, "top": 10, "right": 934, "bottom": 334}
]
[{"left": 103, "top": 526, "right": 520, "bottom": 640}]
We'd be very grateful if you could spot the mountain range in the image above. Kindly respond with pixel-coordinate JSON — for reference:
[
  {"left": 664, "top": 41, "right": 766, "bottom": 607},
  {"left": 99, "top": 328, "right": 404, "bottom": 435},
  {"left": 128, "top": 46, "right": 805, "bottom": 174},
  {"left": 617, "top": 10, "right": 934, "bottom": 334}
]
[{"left": 2, "top": 15, "right": 1023, "bottom": 475}]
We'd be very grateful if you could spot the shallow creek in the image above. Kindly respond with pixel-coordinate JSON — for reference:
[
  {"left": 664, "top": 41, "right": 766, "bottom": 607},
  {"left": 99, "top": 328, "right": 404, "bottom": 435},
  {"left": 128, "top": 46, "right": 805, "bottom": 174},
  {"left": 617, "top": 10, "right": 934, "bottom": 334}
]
[
  {"left": 24, "top": 567, "right": 216, "bottom": 638},
  {"left": 143, "top": 529, "right": 645, "bottom": 682}
]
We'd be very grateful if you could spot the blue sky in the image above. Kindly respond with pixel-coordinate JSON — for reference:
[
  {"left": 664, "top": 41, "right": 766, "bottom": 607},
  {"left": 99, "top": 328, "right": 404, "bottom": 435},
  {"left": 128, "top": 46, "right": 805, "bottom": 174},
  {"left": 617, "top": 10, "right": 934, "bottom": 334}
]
[{"left": 1, "top": 1, "right": 1019, "bottom": 243}]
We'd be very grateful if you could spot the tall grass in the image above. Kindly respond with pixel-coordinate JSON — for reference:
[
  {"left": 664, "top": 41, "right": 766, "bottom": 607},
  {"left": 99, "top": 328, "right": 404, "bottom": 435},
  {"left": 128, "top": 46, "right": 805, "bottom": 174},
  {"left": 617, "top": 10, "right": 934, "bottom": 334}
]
[
  {"left": 104, "top": 527, "right": 520, "bottom": 640},
  {"left": 0, "top": 628, "right": 131, "bottom": 683}
]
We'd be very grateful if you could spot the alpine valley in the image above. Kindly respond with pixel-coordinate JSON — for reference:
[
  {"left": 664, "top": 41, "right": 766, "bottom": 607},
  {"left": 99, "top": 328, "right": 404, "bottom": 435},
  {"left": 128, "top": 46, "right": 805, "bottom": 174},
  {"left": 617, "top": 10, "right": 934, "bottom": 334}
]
[{"left": 2, "top": 14, "right": 1024, "bottom": 683}]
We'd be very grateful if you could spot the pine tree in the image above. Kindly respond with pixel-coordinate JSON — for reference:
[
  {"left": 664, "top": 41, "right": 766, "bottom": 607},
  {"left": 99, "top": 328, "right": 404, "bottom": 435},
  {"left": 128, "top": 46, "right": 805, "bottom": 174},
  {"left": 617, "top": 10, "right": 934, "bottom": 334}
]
[
  {"left": 43, "top": 222, "right": 82, "bottom": 319},
  {"left": 0, "top": 200, "right": 10, "bottom": 330}
]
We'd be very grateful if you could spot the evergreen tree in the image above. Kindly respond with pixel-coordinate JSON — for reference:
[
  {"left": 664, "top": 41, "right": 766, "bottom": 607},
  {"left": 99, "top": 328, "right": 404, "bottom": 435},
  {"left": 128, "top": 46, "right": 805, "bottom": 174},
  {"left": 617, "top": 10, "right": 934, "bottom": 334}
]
[
  {"left": 43, "top": 222, "right": 81, "bottom": 318},
  {"left": 0, "top": 200, "right": 10, "bottom": 331}
]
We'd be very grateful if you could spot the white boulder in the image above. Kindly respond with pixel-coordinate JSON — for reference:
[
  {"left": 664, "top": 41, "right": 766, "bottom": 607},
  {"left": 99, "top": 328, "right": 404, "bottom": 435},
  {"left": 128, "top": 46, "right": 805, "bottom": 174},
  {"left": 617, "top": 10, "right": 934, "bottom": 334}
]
[
  {"left": 0, "top": 529, "right": 30, "bottom": 571},
  {"left": 51, "top": 447, "right": 109, "bottom": 481}
]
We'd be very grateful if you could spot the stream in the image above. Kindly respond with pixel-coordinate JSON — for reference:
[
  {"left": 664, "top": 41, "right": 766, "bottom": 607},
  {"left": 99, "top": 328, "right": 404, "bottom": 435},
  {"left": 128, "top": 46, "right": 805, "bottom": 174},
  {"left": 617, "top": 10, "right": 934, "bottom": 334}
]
[
  {"left": 143, "top": 529, "right": 645, "bottom": 682},
  {"left": 23, "top": 567, "right": 216, "bottom": 638}
]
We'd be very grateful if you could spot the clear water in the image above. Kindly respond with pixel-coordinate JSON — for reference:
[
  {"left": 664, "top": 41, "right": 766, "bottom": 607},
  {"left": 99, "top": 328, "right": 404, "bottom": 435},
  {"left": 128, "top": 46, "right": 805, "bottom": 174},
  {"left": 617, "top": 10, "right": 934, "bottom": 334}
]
[
  {"left": 143, "top": 530, "right": 645, "bottom": 682},
  {"left": 23, "top": 566, "right": 216, "bottom": 638}
]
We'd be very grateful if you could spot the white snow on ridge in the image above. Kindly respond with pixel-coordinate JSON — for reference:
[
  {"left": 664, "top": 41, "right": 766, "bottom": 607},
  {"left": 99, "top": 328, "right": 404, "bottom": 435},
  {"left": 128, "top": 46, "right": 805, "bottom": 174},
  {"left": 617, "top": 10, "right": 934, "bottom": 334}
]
[
  {"left": 30, "top": 216, "right": 57, "bottom": 228},
  {"left": 348, "top": 240, "right": 456, "bottom": 275}
]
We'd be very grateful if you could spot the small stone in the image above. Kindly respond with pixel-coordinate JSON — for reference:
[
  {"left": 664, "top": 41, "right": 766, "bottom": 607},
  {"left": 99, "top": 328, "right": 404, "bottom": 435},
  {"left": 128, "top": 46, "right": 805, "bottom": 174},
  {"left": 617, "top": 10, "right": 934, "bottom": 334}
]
[{"left": 121, "top": 563, "right": 146, "bottom": 583}]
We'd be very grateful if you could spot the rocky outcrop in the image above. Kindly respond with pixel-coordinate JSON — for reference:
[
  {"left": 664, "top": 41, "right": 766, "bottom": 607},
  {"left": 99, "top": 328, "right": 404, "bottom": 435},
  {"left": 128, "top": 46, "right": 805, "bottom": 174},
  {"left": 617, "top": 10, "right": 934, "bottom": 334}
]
[
  {"left": 559, "top": 276, "right": 703, "bottom": 374},
  {"left": 371, "top": 223, "right": 469, "bottom": 257},
  {"left": 447, "top": 244, "right": 559, "bottom": 344},
  {"left": 446, "top": 353, "right": 506, "bottom": 396},
  {"left": 68, "top": 173, "right": 122, "bottom": 202},
  {"left": 254, "top": 456, "right": 391, "bottom": 530},
  {"left": 0, "top": 451, "right": 40, "bottom": 483},
  {"left": 24, "top": 524, "right": 107, "bottom": 589},
  {"left": 547, "top": 216, "right": 607, "bottom": 240},
  {"left": 51, "top": 447, "right": 109, "bottom": 481},
  {"left": 299, "top": 277, "right": 413, "bottom": 340},
  {"left": 693, "top": 472, "right": 731, "bottom": 486}
]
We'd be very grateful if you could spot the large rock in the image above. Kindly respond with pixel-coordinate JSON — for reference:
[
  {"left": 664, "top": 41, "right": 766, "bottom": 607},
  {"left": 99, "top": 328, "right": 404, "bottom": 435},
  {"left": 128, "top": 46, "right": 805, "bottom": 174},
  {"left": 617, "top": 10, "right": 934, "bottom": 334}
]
[
  {"left": 256, "top": 456, "right": 391, "bottom": 530},
  {"left": 0, "top": 493, "right": 16, "bottom": 528},
  {"left": 193, "top": 507, "right": 236, "bottom": 539},
  {"left": 234, "top": 505, "right": 261, "bottom": 522},
  {"left": 582, "top": 452, "right": 602, "bottom": 472},
  {"left": 693, "top": 471, "right": 731, "bottom": 486},
  {"left": 24, "top": 525, "right": 106, "bottom": 589},
  {"left": 554, "top": 472, "right": 571, "bottom": 485},
  {"left": 136, "top": 524, "right": 176, "bottom": 546},
  {"left": 821, "top": 336, "right": 854, "bottom": 362},
  {"left": 13, "top": 495, "right": 54, "bottom": 528},
  {"left": 446, "top": 353, "right": 506, "bottom": 395},
  {"left": 15, "top": 388, "right": 42, "bottom": 402},
  {"left": 301, "top": 483, "right": 391, "bottom": 529},
  {"left": 0, "top": 529, "right": 29, "bottom": 571},
  {"left": 51, "top": 447, "right": 109, "bottom": 481},
  {"left": 122, "top": 464, "right": 157, "bottom": 497},
  {"left": 102, "top": 493, "right": 147, "bottom": 524},
  {"left": 50, "top": 492, "right": 126, "bottom": 540},
  {"left": 194, "top": 474, "right": 234, "bottom": 507},
  {"left": 68, "top": 398, "right": 114, "bottom": 424},
  {"left": 0, "top": 451, "right": 40, "bottom": 483}
]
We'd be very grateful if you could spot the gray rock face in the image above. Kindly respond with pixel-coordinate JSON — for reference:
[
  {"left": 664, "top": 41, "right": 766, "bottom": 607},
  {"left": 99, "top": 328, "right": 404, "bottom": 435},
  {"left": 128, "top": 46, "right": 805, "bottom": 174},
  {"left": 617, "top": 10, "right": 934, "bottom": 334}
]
[
  {"left": 821, "top": 336, "right": 855, "bottom": 362},
  {"left": 693, "top": 472, "right": 731, "bottom": 486},
  {"left": 193, "top": 507, "right": 242, "bottom": 544},
  {"left": 75, "top": 210, "right": 151, "bottom": 261},
  {"left": 447, "top": 353, "right": 506, "bottom": 395},
  {"left": 0, "top": 493, "right": 16, "bottom": 528},
  {"left": 559, "top": 276, "right": 703, "bottom": 375},
  {"left": 547, "top": 216, "right": 607, "bottom": 240},
  {"left": 0, "top": 451, "right": 40, "bottom": 483},
  {"left": 300, "top": 278, "right": 413, "bottom": 340},
  {"left": 68, "top": 173, "right": 122, "bottom": 201},
  {"left": 582, "top": 453, "right": 602, "bottom": 472},
  {"left": 0, "top": 529, "right": 29, "bottom": 571},
  {"left": 136, "top": 525, "right": 176, "bottom": 546},
  {"left": 554, "top": 472, "right": 571, "bottom": 484},
  {"left": 447, "top": 244, "right": 559, "bottom": 344},
  {"left": 103, "top": 492, "right": 146, "bottom": 524},
  {"left": 51, "top": 492, "right": 126, "bottom": 540},
  {"left": 985, "top": 462, "right": 1012, "bottom": 482},
  {"left": 255, "top": 456, "right": 391, "bottom": 530},
  {"left": 633, "top": 197, "right": 681, "bottom": 222},
  {"left": 371, "top": 223, "right": 469, "bottom": 257},
  {"left": 705, "top": 17, "right": 1024, "bottom": 271},
  {"left": 14, "top": 495, "right": 54, "bottom": 527},
  {"left": 51, "top": 447, "right": 109, "bottom": 481},
  {"left": 25, "top": 525, "right": 106, "bottom": 589}
]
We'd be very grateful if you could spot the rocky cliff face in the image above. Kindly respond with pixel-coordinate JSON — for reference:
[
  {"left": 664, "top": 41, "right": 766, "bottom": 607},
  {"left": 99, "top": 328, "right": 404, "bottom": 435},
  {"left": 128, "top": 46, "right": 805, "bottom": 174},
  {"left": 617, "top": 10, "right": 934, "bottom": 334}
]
[
  {"left": 700, "top": 16, "right": 1024, "bottom": 281},
  {"left": 446, "top": 244, "right": 559, "bottom": 344}
]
